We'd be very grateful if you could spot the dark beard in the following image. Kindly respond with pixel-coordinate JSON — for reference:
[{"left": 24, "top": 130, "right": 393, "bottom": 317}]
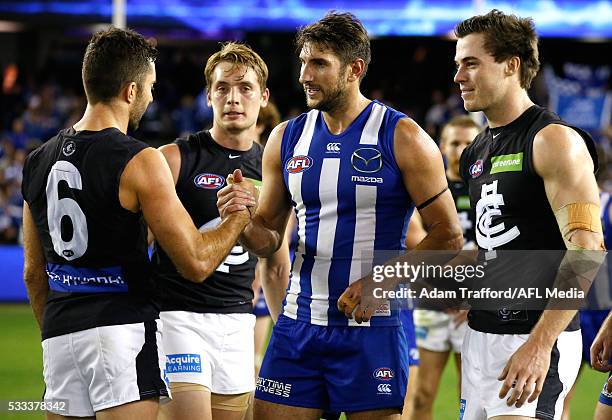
[
  {"left": 307, "top": 80, "right": 347, "bottom": 113},
  {"left": 127, "top": 117, "right": 140, "bottom": 132},
  {"left": 128, "top": 102, "right": 146, "bottom": 131}
]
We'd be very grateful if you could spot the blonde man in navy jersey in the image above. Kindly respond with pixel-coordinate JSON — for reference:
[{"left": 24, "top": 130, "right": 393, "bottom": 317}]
[
  {"left": 153, "top": 43, "right": 290, "bottom": 420},
  {"left": 218, "top": 12, "right": 462, "bottom": 419},
  {"left": 21, "top": 28, "right": 254, "bottom": 419},
  {"left": 453, "top": 10, "right": 603, "bottom": 420}
]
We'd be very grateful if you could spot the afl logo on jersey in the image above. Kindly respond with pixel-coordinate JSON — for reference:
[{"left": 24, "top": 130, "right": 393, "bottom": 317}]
[
  {"left": 62, "top": 140, "right": 76, "bottom": 157},
  {"left": 194, "top": 173, "right": 225, "bottom": 189},
  {"left": 285, "top": 156, "right": 313, "bottom": 174},
  {"left": 470, "top": 159, "right": 484, "bottom": 178},
  {"left": 373, "top": 367, "right": 395, "bottom": 381}
]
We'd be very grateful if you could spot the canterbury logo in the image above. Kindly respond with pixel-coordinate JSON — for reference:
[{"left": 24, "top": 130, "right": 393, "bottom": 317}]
[{"left": 326, "top": 142, "right": 340, "bottom": 153}]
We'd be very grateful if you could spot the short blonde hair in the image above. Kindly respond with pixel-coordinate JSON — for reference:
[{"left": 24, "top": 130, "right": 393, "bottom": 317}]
[
  {"left": 204, "top": 42, "right": 268, "bottom": 91},
  {"left": 441, "top": 115, "right": 481, "bottom": 143}
]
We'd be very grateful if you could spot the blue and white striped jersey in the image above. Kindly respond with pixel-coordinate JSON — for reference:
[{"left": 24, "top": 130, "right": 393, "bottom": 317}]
[{"left": 280, "top": 100, "right": 415, "bottom": 327}]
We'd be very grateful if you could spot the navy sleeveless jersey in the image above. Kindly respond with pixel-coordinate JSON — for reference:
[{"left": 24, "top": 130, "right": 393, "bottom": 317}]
[
  {"left": 152, "top": 130, "right": 262, "bottom": 313},
  {"left": 459, "top": 105, "right": 597, "bottom": 334},
  {"left": 280, "top": 100, "right": 415, "bottom": 327},
  {"left": 21, "top": 127, "right": 155, "bottom": 340},
  {"left": 449, "top": 178, "right": 476, "bottom": 248}
]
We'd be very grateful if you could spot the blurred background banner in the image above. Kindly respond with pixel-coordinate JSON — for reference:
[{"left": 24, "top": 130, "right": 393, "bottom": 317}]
[{"left": 0, "top": 0, "right": 610, "bottom": 37}]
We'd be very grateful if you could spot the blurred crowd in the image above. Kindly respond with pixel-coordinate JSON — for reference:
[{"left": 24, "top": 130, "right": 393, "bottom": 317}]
[{"left": 0, "top": 39, "right": 609, "bottom": 244}]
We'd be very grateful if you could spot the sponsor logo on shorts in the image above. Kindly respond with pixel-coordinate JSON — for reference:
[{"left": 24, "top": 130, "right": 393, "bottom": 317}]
[
  {"left": 166, "top": 353, "right": 202, "bottom": 373},
  {"left": 377, "top": 383, "right": 392, "bottom": 395},
  {"left": 285, "top": 156, "right": 313, "bottom": 174},
  {"left": 194, "top": 173, "right": 225, "bottom": 189},
  {"left": 256, "top": 377, "right": 292, "bottom": 398},
  {"left": 470, "top": 159, "right": 483, "bottom": 178},
  {"left": 602, "top": 382, "right": 612, "bottom": 399},
  {"left": 373, "top": 367, "right": 394, "bottom": 381},
  {"left": 415, "top": 325, "right": 428, "bottom": 341},
  {"left": 459, "top": 398, "right": 466, "bottom": 420}
]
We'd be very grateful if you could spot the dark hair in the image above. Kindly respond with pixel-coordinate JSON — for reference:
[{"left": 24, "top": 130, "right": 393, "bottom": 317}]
[
  {"left": 295, "top": 11, "right": 371, "bottom": 82},
  {"left": 455, "top": 9, "right": 540, "bottom": 89},
  {"left": 82, "top": 27, "right": 158, "bottom": 104}
]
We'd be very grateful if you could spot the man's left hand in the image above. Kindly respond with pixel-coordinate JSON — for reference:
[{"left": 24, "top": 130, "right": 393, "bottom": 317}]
[
  {"left": 338, "top": 276, "right": 391, "bottom": 324},
  {"left": 498, "top": 339, "right": 552, "bottom": 407}
]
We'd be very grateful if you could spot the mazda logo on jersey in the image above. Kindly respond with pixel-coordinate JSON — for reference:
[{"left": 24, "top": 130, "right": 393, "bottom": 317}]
[
  {"left": 285, "top": 155, "right": 313, "bottom": 174},
  {"left": 352, "top": 148, "right": 382, "bottom": 173},
  {"left": 194, "top": 173, "right": 225, "bottom": 189},
  {"left": 373, "top": 367, "right": 394, "bottom": 381}
]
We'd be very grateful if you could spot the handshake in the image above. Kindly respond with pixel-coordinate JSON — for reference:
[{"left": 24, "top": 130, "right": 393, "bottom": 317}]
[{"left": 216, "top": 168, "right": 259, "bottom": 222}]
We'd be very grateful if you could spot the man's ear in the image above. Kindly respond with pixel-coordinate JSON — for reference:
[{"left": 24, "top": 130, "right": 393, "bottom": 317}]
[
  {"left": 347, "top": 58, "right": 366, "bottom": 83},
  {"left": 505, "top": 56, "right": 520, "bottom": 78},
  {"left": 125, "top": 82, "right": 138, "bottom": 104},
  {"left": 261, "top": 87, "right": 270, "bottom": 107}
]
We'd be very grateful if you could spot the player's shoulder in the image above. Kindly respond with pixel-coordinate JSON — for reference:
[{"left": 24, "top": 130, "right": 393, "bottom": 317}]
[{"left": 173, "top": 129, "right": 210, "bottom": 150}]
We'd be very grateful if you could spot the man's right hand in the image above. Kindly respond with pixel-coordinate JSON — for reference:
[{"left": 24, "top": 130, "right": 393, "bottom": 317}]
[
  {"left": 591, "top": 312, "right": 612, "bottom": 372},
  {"left": 217, "top": 169, "right": 258, "bottom": 219}
]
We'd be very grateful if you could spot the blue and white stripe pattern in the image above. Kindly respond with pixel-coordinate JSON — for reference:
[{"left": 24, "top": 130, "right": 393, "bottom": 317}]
[{"left": 280, "top": 100, "right": 415, "bottom": 327}]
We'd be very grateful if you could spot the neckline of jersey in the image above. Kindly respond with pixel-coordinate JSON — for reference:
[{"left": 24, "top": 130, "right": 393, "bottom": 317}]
[
  {"left": 203, "top": 130, "right": 258, "bottom": 156},
  {"left": 67, "top": 126, "right": 121, "bottom": 138},
  {"left": 489, "top": 104, "right": 539, "bottom": 137},
  {"left": 318, "top": 100, "right": 377, "bottom": 140}
]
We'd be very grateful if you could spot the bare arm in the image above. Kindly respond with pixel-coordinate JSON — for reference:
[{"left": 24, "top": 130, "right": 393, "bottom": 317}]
[
  {"left": 120, "top": 147, "right": 252, "bottom": 283},
  {"left": 404, "top": 211, "right": 427, "bottom": 250},
  {"left": 259, "top": 215, "right": 293, "bottom": 322},
  {"left": 147, "top": 143, "right": 181, "bottom": 246},
  {"left": 217, "top": 122, "right": 293, "bottom": 257},
  {"left": 22, "top": 202, "right": 48, "bottom": 330},
  {"left": 531, "top": 124, "right": 601, "bottom": 340},
  {"left": 499, "top": 123, "right": 603, "bottom": 407},
  {"left": 395, "top": 118, "right": 464, "bottom": 252}
]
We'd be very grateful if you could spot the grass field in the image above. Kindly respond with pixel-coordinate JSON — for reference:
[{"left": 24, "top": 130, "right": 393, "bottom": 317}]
[{"left": 0, "top": 303, "right": 607, "bottom": 419}]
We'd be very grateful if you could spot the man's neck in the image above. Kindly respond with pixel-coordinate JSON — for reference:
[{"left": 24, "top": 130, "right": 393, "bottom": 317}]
[
  {"left": 73, "top": 102, "right": 128, "bottom": 133},
  {"left": 322, "top": 90, "right": 371, "bottom": 135},
  {"left": 209, "top": 125, "right": 255, "bottom": 151},
  {"left": 485, "top": 89, "right": 534, "bottom": 128}
]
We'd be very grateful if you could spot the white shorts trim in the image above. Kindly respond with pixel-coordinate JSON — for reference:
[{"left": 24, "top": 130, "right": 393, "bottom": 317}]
[
  {"left": 460, "top": 327, "right": 581, "bottom": 420},
  {"left": 414, "top": 309, "right": 467, "bottom": 353},
  {"left": 160, "top": 311, "right": 255, "bottom": 394},
  {"left": 42, "top": 320, "right": 169, "bottom": 417}
]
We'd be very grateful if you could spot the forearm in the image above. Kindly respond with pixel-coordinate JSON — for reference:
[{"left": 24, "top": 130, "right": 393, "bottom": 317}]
[
  {"left": 260, "top": 259, "right": 290, "bottom": 323},
  {"left": 195, "top": 213, "right": 250, "bottom": 280},
  {"left": 529, "top": 309, "right": 577, "bottom": 348},
  {"left": 23, "top": 270, "right": 48, "bottom": 330},
  {"left": 240, "top": 215, "right": 283, "bottom": 257},
  {"left": 415, "top": 221, "right": 464, "bottom": 251}
]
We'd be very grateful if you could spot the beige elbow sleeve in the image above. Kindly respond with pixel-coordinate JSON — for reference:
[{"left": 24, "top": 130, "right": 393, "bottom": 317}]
[{"left": 554, "top": 202, "right": 605, "bottom": 250}]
